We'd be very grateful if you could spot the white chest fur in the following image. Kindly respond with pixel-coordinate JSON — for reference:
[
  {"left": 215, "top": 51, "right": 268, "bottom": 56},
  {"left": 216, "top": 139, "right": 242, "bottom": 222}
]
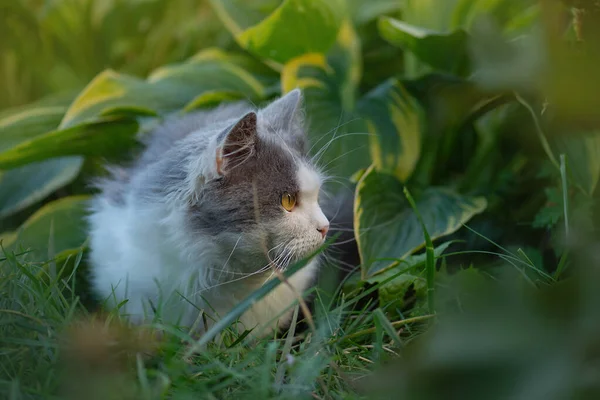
[{"left": 88, "top": 196, "right": 319, "bottom": 335}]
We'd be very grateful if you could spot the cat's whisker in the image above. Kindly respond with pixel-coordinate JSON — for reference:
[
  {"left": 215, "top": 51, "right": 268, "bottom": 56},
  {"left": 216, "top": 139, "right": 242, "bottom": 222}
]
[
  {"left": 318, "top": 145, "right": 368, "bottom": 173},
  {"left": 310, "top": 131, "right": 372, "bottom": 164},
  {"left": 306, "top": 112, "right": 346, "bottom": 155},
  {"left": 217, "top": 234, "right": 243, "bottom": 282},
  {"left": 322, "top": 253, "right": 357, "bottom": 272},
  {"left": 307, "top": 116, "right": 363, "bottom": 158}
]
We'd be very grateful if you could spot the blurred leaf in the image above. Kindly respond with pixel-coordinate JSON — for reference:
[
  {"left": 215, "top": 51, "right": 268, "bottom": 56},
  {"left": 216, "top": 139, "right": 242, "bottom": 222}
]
[
  {"left": 359, "top": 78, "right": 422, "bottom": 182},
  {"left": 355, "top": 166, "right": 487, "bottom": 278},
  {"left": 62, "top": 49, "right": 275, "bottom": 128},
  {"left": 208, "top": 0, "right": 279, "bottom": 34},
  {"left": 347, "top": 0, "right": 401, "bottom": 26},
  {"left": 211, "top": 0, "right": 343, "bottom": 64},
  {"left": 468, "top": 19, "right": 544, "bottom": 91},
  {"left": 378, "top": 16, "right": 469, "bottom": 74},
  {"left": 0, "top": 158, "right": 83, "bottom": 219},
  {"left": 184, "top": 91, "right": 246, "bottom": 112},
  {"left": 0, "top": 107, "right": 66, "bottom": 153},
  {"left": 0, "top": 93, "right": 82, "bottom": 218},
  {"left": 1, "top": 196, "right": 89, "bottom": 262},
  {"left": 549, "top": 133, "right": 600, "bottom": 196},
  {"left": 0, "top": 119, "right": 138, "bottom": 170},
  {"left": 60, "top": 70, "right": 177, "bottom": 128}
]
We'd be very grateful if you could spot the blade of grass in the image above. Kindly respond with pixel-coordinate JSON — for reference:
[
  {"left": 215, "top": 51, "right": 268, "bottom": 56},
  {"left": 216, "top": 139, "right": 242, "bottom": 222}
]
[
  {"left": 372, "top": 308, "right": 403, "bottom": 348},
  {"left": 555, "top": 153, "right": 570, "bottom": 279},
  {"left": 184, "top": 240, "right": 331, "bottom": 357}
]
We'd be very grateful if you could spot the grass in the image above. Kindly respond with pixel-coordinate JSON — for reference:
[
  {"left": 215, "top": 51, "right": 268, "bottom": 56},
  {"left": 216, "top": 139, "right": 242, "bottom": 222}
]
[{"left": 0, "top": 243, "right": 433, "bottom": 400}]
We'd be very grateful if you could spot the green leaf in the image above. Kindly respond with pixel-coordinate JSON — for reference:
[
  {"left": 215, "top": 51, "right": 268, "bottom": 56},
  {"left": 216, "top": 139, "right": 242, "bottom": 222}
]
[
  {"left": 468, "top": 20, "right": 543, "bottom": 91},
  {"left": 62, "top": 49, "right": 275, "bottom": 128},
  {"left": 549, "top": 133, "right": 600, "bottom": 196},
  {"left": 355, "top": 166, "right": 487, "bottom": 277},
  {"left": 212, "top": 0, "right": 344, "bottom": 64},
  {"left": 280, "top": 20, "right": 370, "bottom": 181},
  {"left": 347, "top": 0, "right": 401, "bottom": 26},
  {"left": 362, "top": 241, "right": 454, "bottom": 318},
  {"left": 378, "top": 16, "right": 469, "bottom": 74},
  {"left": 377, "top": 273, "right": 427, "bottom": 315},
  {"left": 1, "top": 196, "right": 90, "bottom": 262},
  {"left": 365, "top": 241, "right": 455, "bottom": 281},
  {"left": 0, "top": 119, "right": 138, "bottom": 170},
  {"left": 0, "top": 94, "right": 82, "bottom": 218},
  {"left": 0, "top": 106, "right": 66, "bottom": 153},
  {"left": 0, "top": 158, "right": 82, "bottom": 219},
  {"left": 359, "top": 78, "right": 422, "bottom": 182}
]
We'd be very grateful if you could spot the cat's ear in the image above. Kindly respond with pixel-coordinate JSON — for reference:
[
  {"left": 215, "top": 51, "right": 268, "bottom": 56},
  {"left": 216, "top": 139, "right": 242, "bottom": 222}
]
[
  {"left": 263, "top": 89, "right": 303, "bottom": 130},
  {"left": 215, "top": 111, "right": 257, "bottom": 176},
  {"left": 262, "top": 89, "right": 306, "bottom": 152}
]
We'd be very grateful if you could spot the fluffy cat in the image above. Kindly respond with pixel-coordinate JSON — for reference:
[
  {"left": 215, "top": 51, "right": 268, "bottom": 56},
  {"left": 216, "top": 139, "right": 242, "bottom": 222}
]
[{"left": 88, "top": 89, "right": 342, "bottom": 336}]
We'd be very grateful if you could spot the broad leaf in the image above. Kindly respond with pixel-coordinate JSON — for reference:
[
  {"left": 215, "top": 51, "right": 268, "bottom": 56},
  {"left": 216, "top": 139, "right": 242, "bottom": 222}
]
[
  {"left": 0, "top": 97, "right": 82, "bottom": 218},
  {"left": 0, "top": 158, "right": 82, "bottom": 219},
  {"left": 359, "top": 78, "right": 422, "bottom": 182},
  {"left": 378, "top": 16, "right": 469, "bottom": 74},
  {"left": 355, "top": 166, "right": 487, "bottom": 277},
  {"left": 210, "top": 0, "right": 343, "bottom": 64},
  {"left": 1, "top": 196, "right": 90, "bottom": 262},
  {"left": 0, "top": 106, "right": 66, "bottom": 153},
  {"left": 62, "top": 49, "right": 275, "bottom": 128},
  {"left": 0, "top": 119, "right": 138, "bottom": 170}
]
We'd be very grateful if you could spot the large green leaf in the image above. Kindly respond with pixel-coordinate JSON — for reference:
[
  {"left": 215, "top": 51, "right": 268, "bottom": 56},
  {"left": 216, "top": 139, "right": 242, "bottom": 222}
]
[
  {"left": 0, "top": 158, "right": 82, "bottom": 219},
  {"left": 0, "top": 94, "right": 83, "bottom": 218},
  {"left": 61, "top": 48, "right": 275, "bottom": 128},
  {"left": 0, "top": 119, "right": 138, "bottom": 170},
  {"left": 359, "top": 78, "right": 422, "bottom": 182},
  {"left": 238, "top": 0, "right": 343, "bottom": 64},
  {"left": 355, "top": 166, "right": 487, "bottom": 278},
  {"left": 280, "top": 20, "right": 370, "bottom": 181},
  {"left": 378, "top": 16, "right": 469, "bottom": 74},
  {"left": 1, "top": 196, "right": 90, "bottom": 262},
  {"left": 0, "top": 106, "right": 66, "bottom": 153},
  {"left": 210, "top": 0, "right": 343, "bottom": 64}
]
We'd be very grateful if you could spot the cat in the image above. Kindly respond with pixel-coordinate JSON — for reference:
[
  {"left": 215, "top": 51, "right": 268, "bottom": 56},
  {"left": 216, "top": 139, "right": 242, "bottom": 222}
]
[{"left": 88, "top": 89, "right": 356, "bottom": 337}]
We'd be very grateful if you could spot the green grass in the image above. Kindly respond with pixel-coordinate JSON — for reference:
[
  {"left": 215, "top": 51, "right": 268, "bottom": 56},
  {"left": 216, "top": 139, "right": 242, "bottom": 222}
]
[{"left": 0, "top": 245, "right": 433, "bottom": 400}]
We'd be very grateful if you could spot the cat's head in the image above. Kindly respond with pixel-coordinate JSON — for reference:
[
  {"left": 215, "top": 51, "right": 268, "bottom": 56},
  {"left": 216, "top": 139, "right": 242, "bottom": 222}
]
[{"left": 189, "top": 89, "right": 329, "bottom": 268}]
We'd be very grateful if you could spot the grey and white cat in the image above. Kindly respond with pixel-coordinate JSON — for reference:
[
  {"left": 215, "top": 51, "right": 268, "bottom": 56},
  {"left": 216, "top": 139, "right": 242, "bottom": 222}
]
[{"left": 88, "top": 89, "right": 336, "bottom": 336}]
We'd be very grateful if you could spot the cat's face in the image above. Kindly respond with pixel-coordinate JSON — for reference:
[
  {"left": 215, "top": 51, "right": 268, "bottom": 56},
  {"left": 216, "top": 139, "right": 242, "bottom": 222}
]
[{"left": 189, "top": 90, "right": 329, "bottom": 268}]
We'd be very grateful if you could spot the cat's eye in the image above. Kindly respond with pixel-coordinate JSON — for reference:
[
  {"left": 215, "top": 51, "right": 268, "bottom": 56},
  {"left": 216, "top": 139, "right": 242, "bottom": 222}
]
[{"left": 281, "top": 192, "right": 297, "bottom": 211}]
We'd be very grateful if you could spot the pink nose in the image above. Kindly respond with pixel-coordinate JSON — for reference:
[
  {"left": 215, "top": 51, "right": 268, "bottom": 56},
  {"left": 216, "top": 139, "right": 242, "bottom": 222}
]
[{"left": 317, "top": 224, "right": 329, "bottom": 239}]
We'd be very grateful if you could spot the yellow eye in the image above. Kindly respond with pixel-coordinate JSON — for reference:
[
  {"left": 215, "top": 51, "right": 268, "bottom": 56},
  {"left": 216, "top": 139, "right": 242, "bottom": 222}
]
[{"left": 281, "top": 192, "right": 297, "bottom": 211}]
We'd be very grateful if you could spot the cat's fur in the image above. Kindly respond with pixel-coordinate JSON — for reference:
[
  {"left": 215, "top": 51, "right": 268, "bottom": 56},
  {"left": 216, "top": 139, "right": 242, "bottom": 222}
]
[{"left": 88, "top": 90, "right": 341, "bottom": 336}]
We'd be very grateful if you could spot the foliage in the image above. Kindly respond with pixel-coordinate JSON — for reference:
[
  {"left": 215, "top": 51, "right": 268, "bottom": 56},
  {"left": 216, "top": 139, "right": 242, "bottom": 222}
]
[{"left": 2, "top": 0, "right": 600, "bottom": 398}]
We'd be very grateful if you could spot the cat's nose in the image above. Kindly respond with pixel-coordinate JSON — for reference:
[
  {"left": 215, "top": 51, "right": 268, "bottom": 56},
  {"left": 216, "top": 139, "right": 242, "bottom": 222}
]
[{"left": 317, "top": 224, "right": 329, "bottom": 239}]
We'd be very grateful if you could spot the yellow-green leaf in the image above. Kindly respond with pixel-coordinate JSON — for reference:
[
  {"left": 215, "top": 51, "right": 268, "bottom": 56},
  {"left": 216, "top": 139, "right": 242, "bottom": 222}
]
[
  {"left": 359, "top": 78, "right": 422, "bottom": 182},
  {"left": 0, "top": 119, "right": 138, "bottom": 170},
  {"left": 211, "top": 0, "right": 344, "bottom": 64}
]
